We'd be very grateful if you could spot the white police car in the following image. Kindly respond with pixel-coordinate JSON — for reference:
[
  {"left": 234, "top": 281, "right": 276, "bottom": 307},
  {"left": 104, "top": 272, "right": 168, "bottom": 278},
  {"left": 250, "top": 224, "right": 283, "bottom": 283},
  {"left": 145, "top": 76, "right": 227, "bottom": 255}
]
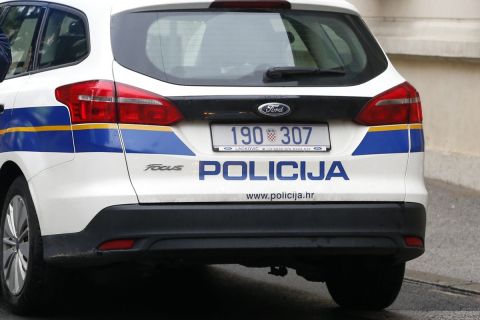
[{"left": 0, "top": 0, "right": 427, "bottom": 314}]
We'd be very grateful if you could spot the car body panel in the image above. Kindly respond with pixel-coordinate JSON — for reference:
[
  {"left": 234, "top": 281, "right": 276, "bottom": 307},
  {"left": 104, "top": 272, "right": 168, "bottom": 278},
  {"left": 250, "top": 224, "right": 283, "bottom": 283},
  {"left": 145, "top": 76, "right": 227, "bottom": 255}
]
[{"left": 0, "top": 0, "right": 427, "bottom": 254}]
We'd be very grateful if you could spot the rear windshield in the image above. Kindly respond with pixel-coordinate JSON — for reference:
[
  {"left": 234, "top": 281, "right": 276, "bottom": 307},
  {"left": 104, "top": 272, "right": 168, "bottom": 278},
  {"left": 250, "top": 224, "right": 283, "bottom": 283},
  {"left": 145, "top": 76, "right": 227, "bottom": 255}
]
[{"left": 111, "top": 10, "right": 388, "bottom": 87}]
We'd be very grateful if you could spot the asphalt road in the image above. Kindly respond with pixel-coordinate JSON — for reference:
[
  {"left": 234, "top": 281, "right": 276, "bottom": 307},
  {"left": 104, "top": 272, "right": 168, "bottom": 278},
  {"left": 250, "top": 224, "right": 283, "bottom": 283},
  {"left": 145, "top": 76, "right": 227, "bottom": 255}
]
[
  {"left": 408, "top": 179, "right": 480, "bottom": 283},
  {"left": 0, "top": 265, "right": 478, "bottom": 320}
]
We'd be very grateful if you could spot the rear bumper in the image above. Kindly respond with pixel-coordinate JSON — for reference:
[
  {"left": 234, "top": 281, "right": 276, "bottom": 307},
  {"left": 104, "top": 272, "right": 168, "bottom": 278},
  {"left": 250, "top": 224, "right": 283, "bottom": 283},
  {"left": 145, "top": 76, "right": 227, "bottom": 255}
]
[{"left": 43, "top": 202, "right": 426, "bottom": 266}]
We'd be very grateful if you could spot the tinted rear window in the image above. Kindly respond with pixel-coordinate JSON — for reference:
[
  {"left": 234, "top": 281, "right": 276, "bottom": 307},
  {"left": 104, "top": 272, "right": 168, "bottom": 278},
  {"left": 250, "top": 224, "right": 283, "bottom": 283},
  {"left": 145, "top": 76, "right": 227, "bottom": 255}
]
[{"left": 111, "top": 10, "right": 387, "bottom": 87}]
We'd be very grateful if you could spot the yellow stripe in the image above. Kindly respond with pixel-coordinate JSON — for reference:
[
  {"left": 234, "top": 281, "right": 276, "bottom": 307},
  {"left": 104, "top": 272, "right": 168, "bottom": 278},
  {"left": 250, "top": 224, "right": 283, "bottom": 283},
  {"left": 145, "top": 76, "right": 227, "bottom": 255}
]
[
  {"left": 368, "top": 124, "right": 409, "bottom": 132},
  {"left": 0, "top": 125, "right": 71, "bottom": 135},
  {"left": 0, "top": 123, "right": 174, "bottom": 135},
  {"left": 119, "top": 124, "right": 172, "bottom": 132},
  {"left": 0, "top": 123, "right": 421, "bottom": 135},
  {"left": 72, "top": 124, "right": 118, "bottom": 130},
  {"left": 410, "top": 124, "right": 423, "bottom": 130},
  {"left": 0, "top": 124, "right": 119, "bottom": 135}
]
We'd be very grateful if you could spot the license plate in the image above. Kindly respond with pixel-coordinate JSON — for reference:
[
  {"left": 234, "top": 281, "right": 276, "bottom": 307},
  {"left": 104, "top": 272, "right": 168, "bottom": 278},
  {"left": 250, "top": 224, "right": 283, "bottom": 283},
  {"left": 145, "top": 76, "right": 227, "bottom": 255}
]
[{"left": 211, "top": 124, "right": 331, "bottom": 152}]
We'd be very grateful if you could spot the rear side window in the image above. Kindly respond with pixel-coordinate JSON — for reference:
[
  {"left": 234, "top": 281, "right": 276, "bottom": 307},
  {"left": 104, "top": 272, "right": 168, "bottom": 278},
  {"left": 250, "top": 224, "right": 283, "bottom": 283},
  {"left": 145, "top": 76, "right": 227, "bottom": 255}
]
[
  {"left": 0, "top": 5, "right": 44, "bottom": 76},
  {"left": 37, "top": 9, "right": 88, "bottom": 69},
  {"left": 112, "top": 10, "right": 388, "bottom": 87}
]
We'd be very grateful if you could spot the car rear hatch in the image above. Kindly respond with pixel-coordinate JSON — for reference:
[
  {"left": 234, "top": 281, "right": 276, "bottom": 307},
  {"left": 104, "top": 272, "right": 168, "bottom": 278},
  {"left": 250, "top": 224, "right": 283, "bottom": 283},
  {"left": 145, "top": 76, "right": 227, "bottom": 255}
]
[{"left": 107, "top": 0, "right": 418, "bottom": 204}]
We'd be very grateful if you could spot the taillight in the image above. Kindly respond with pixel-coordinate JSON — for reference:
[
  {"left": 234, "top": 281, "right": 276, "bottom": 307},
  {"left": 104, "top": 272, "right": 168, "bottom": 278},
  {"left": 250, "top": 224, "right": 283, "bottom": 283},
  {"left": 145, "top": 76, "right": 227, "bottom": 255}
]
[
  {"left": 210, "top": 0, "right": 291, "bottom": 9},
  {"left": 355, "top": 82, "right": 422, "bottom": 126},
  {"left": 116, "top": 83, "right": 183, "bottom": 126},
  {"left": 55, "top": 80, "right": 183, "bottom": 126},
  {"left": 55, "top": 80, "right": 117, "bottom": 124}
]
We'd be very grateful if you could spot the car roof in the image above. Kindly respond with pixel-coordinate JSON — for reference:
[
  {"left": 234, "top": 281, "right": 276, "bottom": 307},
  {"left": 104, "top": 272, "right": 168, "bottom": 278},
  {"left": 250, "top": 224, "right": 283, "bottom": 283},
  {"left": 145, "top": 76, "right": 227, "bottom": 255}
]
[
  {"left": 0, "top": 0, "right": 358, "bottom": 16},
  {"left": 110, "top": 0, "right": 359, "bottom": 15}
]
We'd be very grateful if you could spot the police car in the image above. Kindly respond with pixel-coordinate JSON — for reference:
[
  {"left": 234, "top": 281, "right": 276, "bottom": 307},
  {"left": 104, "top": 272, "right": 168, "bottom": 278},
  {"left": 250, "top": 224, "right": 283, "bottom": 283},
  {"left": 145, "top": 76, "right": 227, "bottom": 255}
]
[{"left": 0, "top": 0, "right": 427, "bottom": 314}]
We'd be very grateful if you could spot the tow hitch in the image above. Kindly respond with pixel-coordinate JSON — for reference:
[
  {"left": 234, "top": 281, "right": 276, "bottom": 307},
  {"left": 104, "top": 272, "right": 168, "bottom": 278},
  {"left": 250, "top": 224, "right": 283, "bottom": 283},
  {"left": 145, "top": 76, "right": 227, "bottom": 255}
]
[{"left": 269, "top": 266, "right": 288, "bottom": 277}]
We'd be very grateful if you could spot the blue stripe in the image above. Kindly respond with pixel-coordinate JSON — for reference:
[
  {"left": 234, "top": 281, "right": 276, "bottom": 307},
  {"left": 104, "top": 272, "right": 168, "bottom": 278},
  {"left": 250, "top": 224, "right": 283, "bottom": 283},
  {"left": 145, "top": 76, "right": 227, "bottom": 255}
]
[
  {"left": 0, "top": 106, "right": 73, "bottom": 153},
  {"left": 353, "top": 130, "right": 409, "bottom": 156},
  {"left": 73, "top": 129, "right": 123, "bottom": 153},
  {"left": 410, "top": 129, "right": 425, "bottom": 153},
  {"left": 0, "top": 106, "right": 195, "bottom": 155},
  {"left": 122, "top": 130, "right": 195, "bottom": 156},
  {"left": 2, "top": 131, "right": 74, "bottom": 153},
  {"left": 11, "top": 106, "right": 71, "bottom": 127},
  {"left": 0, "top": 109, "right": 13, "bottom": 130}
]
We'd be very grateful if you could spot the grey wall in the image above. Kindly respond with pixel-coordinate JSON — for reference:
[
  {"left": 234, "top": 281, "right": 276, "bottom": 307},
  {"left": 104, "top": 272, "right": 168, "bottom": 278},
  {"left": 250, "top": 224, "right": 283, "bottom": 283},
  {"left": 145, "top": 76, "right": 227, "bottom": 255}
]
[{"left": 348, "top": 0, "right": 480, "bottom": 191}]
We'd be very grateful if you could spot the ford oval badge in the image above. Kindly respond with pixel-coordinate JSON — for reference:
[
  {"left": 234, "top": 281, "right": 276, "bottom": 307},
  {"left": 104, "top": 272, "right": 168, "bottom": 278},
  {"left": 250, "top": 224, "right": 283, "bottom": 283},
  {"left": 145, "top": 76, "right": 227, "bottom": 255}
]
[{"left": 258, "top": 103, "right": 292, "bottom": 117}]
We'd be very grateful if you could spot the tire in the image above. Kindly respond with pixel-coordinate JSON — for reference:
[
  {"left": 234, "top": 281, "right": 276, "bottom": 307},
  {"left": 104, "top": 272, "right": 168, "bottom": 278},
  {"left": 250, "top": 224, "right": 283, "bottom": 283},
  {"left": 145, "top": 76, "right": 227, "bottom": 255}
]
[
  {"left": 0, "top": 176, "right": 55, "bottom": 315},
  {"left": 326, "top": 262, "right": 405, "bottom": 310}
]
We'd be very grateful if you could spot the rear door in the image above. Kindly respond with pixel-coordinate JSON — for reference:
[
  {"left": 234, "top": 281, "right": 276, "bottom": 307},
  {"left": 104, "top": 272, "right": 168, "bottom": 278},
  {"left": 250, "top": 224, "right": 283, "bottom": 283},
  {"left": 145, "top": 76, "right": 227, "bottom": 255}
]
[
  {"left": 10, "top": 4, "right": 88, "bottom": 178},
  {"left": 111, "top": 4, "right": 410, "bottom": 204},
  {"left": 0, "top": 5, "right": 45, "bottom": 174}
]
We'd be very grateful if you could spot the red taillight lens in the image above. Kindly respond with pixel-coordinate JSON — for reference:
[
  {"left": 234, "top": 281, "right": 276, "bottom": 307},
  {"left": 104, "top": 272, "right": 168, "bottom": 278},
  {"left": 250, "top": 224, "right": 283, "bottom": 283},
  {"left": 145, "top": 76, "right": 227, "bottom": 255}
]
[
  {"left": 116, "top": 83, "right": 183, "bottom": 126},
  {"left": 404, "top": 236, "right": 424, "bottom": 248},
  {"left": 210, "top": 0, "right": 291, "bottom": 9},
  {"left": 55, "top": 80, "right": 117, "bottom": 124},
  {"left": 98, "top": 239, "right": 135, "bottom": 251},
  {"left": 355, "top": 82, "right": 423, "bottom": 126},
  {"left": 55, "top": 81, "right": 183, "bottom": 125}
]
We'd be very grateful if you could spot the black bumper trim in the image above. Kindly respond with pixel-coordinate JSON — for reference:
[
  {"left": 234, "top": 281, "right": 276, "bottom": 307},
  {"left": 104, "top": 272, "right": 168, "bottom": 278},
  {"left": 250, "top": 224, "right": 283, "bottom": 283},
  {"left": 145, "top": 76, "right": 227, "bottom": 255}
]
[{"left": 42, "top": 202, "right": 426, "bottom": 266}]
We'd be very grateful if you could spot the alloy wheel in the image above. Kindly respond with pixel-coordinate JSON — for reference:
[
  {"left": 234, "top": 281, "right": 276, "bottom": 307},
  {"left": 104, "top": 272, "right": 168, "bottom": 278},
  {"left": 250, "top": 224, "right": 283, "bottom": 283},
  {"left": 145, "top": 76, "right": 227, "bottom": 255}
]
[{"left": 3, "top": 195, "right": 29, "bottom": 295}]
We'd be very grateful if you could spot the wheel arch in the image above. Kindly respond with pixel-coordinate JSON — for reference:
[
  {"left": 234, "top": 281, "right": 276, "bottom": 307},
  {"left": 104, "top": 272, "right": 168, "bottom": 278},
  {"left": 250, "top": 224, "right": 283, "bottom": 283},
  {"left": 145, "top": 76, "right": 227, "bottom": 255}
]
[{"left": 0, "top": 161, "right": 26, "bottom": 212}]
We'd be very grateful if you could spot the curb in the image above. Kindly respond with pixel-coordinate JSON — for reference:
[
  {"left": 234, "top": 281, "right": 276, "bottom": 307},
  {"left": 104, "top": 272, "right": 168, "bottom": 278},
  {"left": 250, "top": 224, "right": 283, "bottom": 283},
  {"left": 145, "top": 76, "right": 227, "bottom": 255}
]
[{"left": 406, "top": 270, "right": 480, "bottom": 295}]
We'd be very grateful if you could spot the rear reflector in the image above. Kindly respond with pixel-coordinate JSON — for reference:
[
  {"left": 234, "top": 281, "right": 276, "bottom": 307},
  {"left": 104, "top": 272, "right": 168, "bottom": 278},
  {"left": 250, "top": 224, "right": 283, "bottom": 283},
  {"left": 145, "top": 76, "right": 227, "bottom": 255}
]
[
  {"left": 404, "top": 236, "right": 424, "bottom": 248},
  {"left": 98, "top": 239, "right": 135, "bottom": 251},
  {"left": 355, "top": 82, "right": 422, "bottom": 126},
  {"left": 210, "top": 0, "right": 291, "bottom": 9},
  {"left": 55, "top": 81, "right": 183, "bottom": 125}
]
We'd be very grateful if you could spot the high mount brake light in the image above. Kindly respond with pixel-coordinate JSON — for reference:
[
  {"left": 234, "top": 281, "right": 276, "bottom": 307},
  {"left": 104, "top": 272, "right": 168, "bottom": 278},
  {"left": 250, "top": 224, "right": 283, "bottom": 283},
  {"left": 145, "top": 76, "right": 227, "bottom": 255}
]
[
  {"left": 55, "top": 81, "right": 183, "bottom": 125},
  {"left": 355, "top": 82, "right": 423, "bottom": 126},
  {"left": 210, "top": 0, "right": 291, "bottom": 9}
]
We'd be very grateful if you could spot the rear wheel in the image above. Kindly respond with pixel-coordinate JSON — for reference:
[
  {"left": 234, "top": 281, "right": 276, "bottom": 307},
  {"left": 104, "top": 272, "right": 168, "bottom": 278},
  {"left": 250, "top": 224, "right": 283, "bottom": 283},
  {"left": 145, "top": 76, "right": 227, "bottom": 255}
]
[
  {"left": 326, "top": 262, "right": 405, "bottom": 310},
  {"left": 0, "top": 176, "right": 55, "bottom": 315}
]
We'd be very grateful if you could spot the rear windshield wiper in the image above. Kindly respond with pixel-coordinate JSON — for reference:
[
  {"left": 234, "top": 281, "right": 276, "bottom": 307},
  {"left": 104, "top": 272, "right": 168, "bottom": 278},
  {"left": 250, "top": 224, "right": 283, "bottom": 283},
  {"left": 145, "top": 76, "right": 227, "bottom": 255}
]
[{"left": 265, "top": 66, "right": 346, "bottom": 80}]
